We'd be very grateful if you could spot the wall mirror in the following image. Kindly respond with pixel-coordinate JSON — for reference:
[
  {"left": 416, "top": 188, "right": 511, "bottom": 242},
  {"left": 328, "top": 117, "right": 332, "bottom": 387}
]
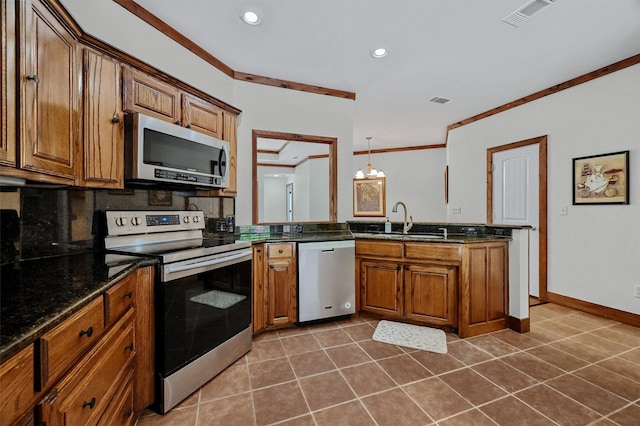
[{"left": 252, "top": 130, "right": 337, "bottom": 224}]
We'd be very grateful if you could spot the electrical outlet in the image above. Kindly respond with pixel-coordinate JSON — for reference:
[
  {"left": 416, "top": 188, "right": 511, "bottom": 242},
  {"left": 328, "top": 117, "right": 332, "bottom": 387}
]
[
  {"left": 635, "top": 285, "right": 640, "bottom": 298},
  {"left": 560, "top": 206, "right": 568, "bottom": 216},
  {"left": 452, "top": 206, "right": 462, "bottom": 214}
]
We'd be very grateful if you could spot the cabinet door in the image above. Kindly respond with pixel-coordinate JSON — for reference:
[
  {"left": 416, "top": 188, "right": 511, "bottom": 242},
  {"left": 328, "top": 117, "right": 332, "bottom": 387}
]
[
  {"left": 0, "top": 344, "right": 36, "bottom": 426},
  {"left": 267, "top": 258, "right": 297, "bottom": 326},
  {"left": 359, "top": 259, "right": 403, "bottom": 317},
  {"left": 1, "top": 0, "right": 17, "bottom": 167},
  {"left": 181, "top": 93, "right": 223, "bottom": 138},
  {"left": 122, "top": 66, "right": 180, "bottom": 123},
  {"left": 405, "top": 264, "right": 457, "bottom": 326},
  {"left": 459, "top": 242, "right": 508, "bottom": 338},
  {"left": 220, "top": 112, "right": 237, "bottom": 196},
  {"left": 20, "top": 0, "right": 79, "bottom": 181},
  {"left": 252, "top": 244, "right": 267, "bottom": 333},
  {"left": 81, "top": 48, "right": 124, "bottom": 188},
  {"left": 134, "top": 266, "right": 155, "bottom": 412}
]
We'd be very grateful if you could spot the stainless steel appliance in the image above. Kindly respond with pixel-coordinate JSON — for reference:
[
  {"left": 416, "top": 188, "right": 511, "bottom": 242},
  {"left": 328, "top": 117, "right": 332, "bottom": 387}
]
[
  {"left": 103, "top": 210, "right": 251, "bottom": 413},
  {"left": 297, "top": 240, "right": 355, "bottom": 322},
  {"left": 125, "top": 113, "right": 229, "bottom": 189}
]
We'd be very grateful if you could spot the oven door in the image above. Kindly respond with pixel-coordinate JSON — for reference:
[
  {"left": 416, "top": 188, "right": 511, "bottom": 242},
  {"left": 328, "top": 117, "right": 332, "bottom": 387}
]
[{"left": 156, "top": 248, "right": 252, "bottom": 378}]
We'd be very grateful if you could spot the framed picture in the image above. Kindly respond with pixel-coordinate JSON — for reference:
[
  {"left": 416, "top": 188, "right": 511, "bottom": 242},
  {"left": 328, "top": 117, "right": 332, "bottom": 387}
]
[
  {"left": 148, "top": 190, "right": 173, "bottom": 206},
  {"left": 353, "top": 178, "right": 386, "bottom": 217},
  {"left": 573, "top": 150, "right": 629, "bottom": 205}
]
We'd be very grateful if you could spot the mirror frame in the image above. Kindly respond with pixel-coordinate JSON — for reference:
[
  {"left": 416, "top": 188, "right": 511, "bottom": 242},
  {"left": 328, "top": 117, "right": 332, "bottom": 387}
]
[{"left": 252, "top": 129, "right": 338, "bottom": 224}]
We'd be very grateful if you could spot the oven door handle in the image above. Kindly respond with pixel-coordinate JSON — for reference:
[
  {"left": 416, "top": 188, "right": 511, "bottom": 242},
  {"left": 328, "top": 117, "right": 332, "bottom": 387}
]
[{"left": 167, "top": 250, "right": 251, "bottom": 273}]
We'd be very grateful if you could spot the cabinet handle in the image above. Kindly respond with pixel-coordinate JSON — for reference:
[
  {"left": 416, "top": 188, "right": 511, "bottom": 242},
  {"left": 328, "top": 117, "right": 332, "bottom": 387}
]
[
  {"left": 82, "top": 397, "right": 96, "bottom": 410},
  {"left": 123, "top": 291, "right": 133, "bottom": 299},
  {"left": 175, "top": 120, "right": 180, "bottom": 125},
  {"left": 111, "top": 117, "right": 120, "bottom": 124},
  {"left": 79, "top": 326, "right": 93, "bottom": 338},
  {"left": 26, "top": 75, "right": 39, "bottom": 83},
  {"left": 186, "top": 124, "right": 191, "bottom": 129},
  {"left": 125, "top": 343, "right": 134, "bottom": 351},
  {"left": 124, "top": 409, "right": 133, "bottom": 418}
]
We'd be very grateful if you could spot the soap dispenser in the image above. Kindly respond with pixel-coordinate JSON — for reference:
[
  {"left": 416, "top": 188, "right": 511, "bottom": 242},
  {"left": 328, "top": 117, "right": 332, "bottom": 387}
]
[{"left": 384, "top": 217, "right": 392, "bottom": 233}]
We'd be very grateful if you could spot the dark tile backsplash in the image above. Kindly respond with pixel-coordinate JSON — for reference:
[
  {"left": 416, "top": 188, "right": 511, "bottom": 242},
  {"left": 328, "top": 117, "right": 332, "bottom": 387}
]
[{"left": 0, "top": 187, "right": 233, "bottom": 264}]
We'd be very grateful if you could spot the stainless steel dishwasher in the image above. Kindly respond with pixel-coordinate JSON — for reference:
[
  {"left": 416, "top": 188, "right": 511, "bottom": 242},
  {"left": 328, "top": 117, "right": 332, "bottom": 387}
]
[{"left": 297, "top": 240, "right": 355, "bottom": 322}]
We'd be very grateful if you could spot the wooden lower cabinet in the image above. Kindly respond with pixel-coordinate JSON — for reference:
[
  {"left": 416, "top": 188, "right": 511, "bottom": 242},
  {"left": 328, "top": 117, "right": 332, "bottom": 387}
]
[
  {"left": 405, "top": 264, "right": 457, "bottom": 326},
  {"left": 459, "top": 242, "right": 508, "bottom": 338},
  {"left": 253, "top": 242, "right": 297, "bottom": 332},
  {"left": 359, "top": 260, "right": 402, "bottom": 317},
  {"left": 0, "top": 344, "right": 37, "bottom": 425},
  {"left": 0, "top": 266, "right": 154, "bottom": 426},
  {"left": 39, "top": 310, "right": 135, "bottom": 426},
  {"left": 356, "top": 239, "right": 508, "bottom": 338}
]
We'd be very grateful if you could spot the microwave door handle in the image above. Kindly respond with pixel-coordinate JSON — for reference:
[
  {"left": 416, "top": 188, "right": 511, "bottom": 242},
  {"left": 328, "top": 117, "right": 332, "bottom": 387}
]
[{"left": 167, "top": 251, "right": 250, "bottom": 273}]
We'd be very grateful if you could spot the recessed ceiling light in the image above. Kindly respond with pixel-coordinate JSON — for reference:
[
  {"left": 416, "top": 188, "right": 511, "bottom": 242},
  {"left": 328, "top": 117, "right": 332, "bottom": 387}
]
[
  {"left": 370, "top": 48, "right": 388, "bottom": 59},
  {"left": 240, "top": 10, "right": 262, "bottom": 25}
]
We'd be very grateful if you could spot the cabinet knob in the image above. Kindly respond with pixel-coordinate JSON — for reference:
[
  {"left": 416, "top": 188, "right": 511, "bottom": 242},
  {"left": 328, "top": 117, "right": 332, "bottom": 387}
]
[
  {"left": 79, "top": 326, "right": 94, "bottom": 338},
  {"left": 82, "top": 397, "right": 96, "bottom": 410},
  {"left": 125, "top": 343, "right": 134, "bottom": 351},
  {"left": 123, "top": 291, "right": 133, "bottom": 299},
  {"left": 26, "top": 75, "right": 39, "bottom": 83},
  {"left": 111, "top": 117, "right": 120, "bottom": 123},
  {"left": 186, "top": 124, "right": 191, "bottom": 129},
  {"left": 124, "top": 409, "right": 133, "bottom": 418},
  {"left": 175, "top": 120, "right": 180, "bottom": 125},
  {"left": 278, "top": 249, "right": 283, "bottom": 253}
]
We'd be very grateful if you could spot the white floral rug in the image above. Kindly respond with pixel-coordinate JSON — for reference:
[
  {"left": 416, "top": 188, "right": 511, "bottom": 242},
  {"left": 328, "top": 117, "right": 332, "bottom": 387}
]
[{"left": 372, "top": 320, "right": 448, "bottom": 354}]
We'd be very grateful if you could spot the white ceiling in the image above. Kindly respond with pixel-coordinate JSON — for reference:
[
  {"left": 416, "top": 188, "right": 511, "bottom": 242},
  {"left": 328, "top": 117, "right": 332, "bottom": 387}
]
[
  {"left": 134, "top": 0, "right": 640, "bottom": 151},
  {"left": 257, "top": 139, "right": 330, "bottom": 166}
]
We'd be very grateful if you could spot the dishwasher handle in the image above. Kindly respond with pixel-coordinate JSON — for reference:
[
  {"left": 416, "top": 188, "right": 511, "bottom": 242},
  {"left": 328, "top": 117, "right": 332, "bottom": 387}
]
[{"left": 321, "top": 248, "right": 335, "bottom": 253}]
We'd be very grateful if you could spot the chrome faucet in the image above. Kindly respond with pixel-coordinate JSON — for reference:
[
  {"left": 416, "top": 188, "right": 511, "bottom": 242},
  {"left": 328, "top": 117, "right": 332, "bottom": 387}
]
[
  {"left": 438, "top": 227, "right": 448, "bottom": 239},
  {"left": 391, "top": 201, "right": 413, "bottom": 234}
]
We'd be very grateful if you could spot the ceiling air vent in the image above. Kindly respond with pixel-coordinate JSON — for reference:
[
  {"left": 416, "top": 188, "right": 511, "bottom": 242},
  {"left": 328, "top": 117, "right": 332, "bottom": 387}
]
[
  {"left": 429, "top": 97, "right": 451, "bottom": 104},
  {"left": 502, "top": 0, "right": 556, "bottom": 27}
]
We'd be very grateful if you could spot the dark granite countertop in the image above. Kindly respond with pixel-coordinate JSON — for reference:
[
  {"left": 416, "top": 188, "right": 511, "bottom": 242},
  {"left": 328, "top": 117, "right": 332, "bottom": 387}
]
[
  {"left": 0, "top": 252, "right": 155, "bottom": 363},
  {"left": 351, "top": 232, "right": 511, "bottom": 243}
]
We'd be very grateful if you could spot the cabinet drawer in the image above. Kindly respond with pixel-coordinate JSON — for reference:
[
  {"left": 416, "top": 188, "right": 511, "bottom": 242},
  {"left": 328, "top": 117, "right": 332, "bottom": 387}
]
[
  {"left": 0, "top": 345, "right": 36, "bottom": 426},
  {"left": 267, "top": 243, "right": 294, "bottom": 259},
  {"left": 356, "top": 240, "right": 403, "bottom": 258},
  {"left": 98, "top": 369, "right": 134, "bottom": 426},
  {"left": 41, "top": 309, "right": 135, "bottom": 426},
  {"left": 39, "top": 297, "right": 105, "bottom": 389},
  {"left": 404, "top": 243, "right": 462, "bottom": 263},
  {"left": 105, "top": 272, "right": 136, "bottom": 326}
]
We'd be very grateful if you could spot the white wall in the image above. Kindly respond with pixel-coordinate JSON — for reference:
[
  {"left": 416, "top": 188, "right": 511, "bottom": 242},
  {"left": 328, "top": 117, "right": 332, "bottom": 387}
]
[
  {"left": 352, "top": 149, "right": 447, "bottom": 222},
  {"left": 447, "top": 64, "right": 640, "bottom": 315},
  {"left": 60, "top": 0, "right": 355, "bottom": 227},
  {"left": 233, "top": 81, "right": 354, "bottom": 225}
]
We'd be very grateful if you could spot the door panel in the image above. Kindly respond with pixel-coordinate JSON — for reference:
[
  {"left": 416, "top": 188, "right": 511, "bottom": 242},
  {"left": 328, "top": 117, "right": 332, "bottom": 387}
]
[{"left": 492, "top": 143, "right": 540, "bottom": 297}]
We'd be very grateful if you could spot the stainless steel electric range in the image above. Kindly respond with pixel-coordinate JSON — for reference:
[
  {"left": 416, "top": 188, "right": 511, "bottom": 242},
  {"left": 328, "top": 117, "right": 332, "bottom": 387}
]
[{"left": 103, "top": 210, "right": 252, "bottom": 413}]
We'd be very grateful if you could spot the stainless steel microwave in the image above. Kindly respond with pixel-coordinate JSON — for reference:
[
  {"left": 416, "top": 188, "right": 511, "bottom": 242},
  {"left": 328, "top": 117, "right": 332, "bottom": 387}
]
[{"left": 125, "top": 113, "right": 229, "bottom": 189}]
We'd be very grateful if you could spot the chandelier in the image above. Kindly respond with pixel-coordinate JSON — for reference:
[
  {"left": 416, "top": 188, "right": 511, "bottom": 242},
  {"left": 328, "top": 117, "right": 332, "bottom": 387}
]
[{"left": 355, "top": 137, "right": 385, "bottom": 179}]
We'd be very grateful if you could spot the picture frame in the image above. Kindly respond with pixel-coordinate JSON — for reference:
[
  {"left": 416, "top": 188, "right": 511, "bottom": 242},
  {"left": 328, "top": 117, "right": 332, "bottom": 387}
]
[
  {"left": 572, "top": 150, "right": 629, "bottom": 205},
  {"left": 353, "top": 178, "right": 386, "bottom": 217}
]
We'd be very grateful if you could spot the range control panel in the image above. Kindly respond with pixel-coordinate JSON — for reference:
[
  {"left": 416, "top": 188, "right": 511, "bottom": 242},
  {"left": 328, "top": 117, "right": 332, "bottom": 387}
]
[{"left": 106, "top": 210, "right": 205, "bottom": 236}]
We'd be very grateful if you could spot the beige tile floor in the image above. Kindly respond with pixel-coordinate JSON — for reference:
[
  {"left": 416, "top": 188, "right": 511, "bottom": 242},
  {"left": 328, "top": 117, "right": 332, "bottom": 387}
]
[{"left": 136, "top": 303, "right": 640, "bottom": 425}]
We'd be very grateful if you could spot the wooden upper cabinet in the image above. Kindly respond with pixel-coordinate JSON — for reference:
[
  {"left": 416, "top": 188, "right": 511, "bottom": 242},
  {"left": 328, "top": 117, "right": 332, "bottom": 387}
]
[
  {"left": 122, "top": 66, "right": 180, "bottom": 123},
  {"left": 181, "top": 93, "right": 223, "bottom": 138},
  {"left": 81, "top": 48, "right": 124, "bottom": 188},
  {"left": 1, "top": 0, "right": 17, "bottom": 167},
  {"left": 19, "top": 0, "right": 79, "bottom": 182}
]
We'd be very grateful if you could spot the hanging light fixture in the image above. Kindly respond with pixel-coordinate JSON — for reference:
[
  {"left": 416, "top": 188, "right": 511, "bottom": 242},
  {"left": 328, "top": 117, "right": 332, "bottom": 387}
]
[{"left": 355, "top": 137, "right": 385, "bottom": 179}]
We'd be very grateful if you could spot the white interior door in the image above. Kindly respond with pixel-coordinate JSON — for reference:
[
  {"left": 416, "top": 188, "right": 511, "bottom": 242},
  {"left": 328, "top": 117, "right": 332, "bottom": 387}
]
[{"left": 492, "top": 144, "right": 539, "bottom": 297}]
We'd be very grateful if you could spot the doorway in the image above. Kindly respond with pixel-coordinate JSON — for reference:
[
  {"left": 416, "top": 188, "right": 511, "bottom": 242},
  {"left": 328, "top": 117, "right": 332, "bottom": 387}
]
[{"left": 487, "top": 136, "right": 548, "bottom": 303}]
